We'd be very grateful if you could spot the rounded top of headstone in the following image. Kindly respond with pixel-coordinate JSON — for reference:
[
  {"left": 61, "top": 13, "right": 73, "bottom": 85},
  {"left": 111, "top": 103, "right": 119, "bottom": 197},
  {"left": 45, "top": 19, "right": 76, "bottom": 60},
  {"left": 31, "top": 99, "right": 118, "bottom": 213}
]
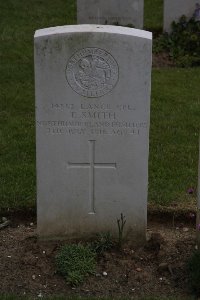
[{"left": 34, "top": 25, "right": 152, "bottom": 40}]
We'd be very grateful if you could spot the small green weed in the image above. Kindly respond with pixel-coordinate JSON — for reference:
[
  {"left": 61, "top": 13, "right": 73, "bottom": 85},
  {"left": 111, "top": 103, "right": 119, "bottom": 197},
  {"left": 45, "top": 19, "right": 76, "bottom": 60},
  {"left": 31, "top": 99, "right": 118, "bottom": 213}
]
[
  {"left": 187, "top": 250, "right": 200, "bottom": 295},
  {"left": 91, "top": 232, "right": 113, "bottom": 254},
  {"left": 55, "top": 244, "right": 96, "bottom": 286},
  {"left": 154, "top": 16, "right": 200, "bottom": 67}
]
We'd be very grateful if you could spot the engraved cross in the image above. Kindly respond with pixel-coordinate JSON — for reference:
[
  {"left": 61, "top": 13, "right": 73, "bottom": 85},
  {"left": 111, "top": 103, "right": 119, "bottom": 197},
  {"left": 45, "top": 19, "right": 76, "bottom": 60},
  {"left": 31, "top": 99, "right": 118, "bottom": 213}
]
[{"left": 68, "top": 140, "right": 117, "bottom": 214}]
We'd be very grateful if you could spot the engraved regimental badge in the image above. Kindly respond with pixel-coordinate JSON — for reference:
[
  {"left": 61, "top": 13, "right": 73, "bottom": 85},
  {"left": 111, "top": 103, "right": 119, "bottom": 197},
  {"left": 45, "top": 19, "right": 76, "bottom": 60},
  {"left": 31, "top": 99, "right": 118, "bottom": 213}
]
[{"left": 66, "top": 48, "right": 119, "bottom": 98}]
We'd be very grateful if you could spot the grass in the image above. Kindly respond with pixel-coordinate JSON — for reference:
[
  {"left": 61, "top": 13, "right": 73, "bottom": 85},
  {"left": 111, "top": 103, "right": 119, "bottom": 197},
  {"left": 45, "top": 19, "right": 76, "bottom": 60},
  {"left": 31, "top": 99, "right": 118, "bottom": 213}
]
[
  {"left": 149, "top": 68, "right": 200, "bottom": 205},
  {"left": 144, "top": 0, "right": 163, "bottom": 31},
  {"left": 0, "top": 0, "right": 199, "bottom": 210},
  {"left": 0, "top": 0, "right": 76, "bottom": 209}
]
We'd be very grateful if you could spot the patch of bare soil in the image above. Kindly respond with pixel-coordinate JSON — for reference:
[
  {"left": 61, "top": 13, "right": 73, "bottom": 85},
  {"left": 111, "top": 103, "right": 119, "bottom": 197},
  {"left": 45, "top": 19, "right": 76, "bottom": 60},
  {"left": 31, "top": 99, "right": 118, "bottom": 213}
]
[
  {"left": 0, "top": 218, "right": 196, "bottom": 299},
  {"left": 152, "top": 52, "right": 175, "bottom": 68}
]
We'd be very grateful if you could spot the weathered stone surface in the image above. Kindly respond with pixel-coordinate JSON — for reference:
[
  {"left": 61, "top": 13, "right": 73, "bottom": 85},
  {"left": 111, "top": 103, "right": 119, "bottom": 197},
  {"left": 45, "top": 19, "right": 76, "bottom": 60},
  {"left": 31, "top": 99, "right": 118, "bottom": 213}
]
[
  {"left": 34, "top": 25, "right": 152, "bottom": 243},
  {"left": 77, "top": 0, "right": 144, "bottom": 29},
  {"left": 164, "top": 0, "right": 199, "bottom": 32}
]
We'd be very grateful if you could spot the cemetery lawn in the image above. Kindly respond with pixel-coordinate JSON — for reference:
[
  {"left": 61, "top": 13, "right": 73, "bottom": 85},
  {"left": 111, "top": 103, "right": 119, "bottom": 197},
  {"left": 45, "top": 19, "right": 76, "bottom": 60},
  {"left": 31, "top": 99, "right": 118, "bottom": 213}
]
[
  {"left": 0, "top": 0, "right": 76, "bottom": 210},
  {"left": 0, "top": 0, "right": 199, "bottom": 212},
  {"left": 144, "top": 0, "right": 163, "bottom": 32}
]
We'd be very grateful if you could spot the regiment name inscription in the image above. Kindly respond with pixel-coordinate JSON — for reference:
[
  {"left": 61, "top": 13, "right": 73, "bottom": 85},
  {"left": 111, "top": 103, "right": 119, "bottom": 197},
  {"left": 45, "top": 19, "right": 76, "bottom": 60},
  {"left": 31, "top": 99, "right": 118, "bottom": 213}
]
[{"left": 37, "top": 101, "right": 147, "bottom": 136}]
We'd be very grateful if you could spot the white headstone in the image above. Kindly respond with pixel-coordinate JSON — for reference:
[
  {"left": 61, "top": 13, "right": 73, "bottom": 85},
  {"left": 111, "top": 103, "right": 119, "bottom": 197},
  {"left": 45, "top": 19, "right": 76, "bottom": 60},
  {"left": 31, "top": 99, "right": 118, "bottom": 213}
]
[
  {"left": 77, "top": 0, "right": 144, "bottom": 29},
  {"left": 164, "top": 0, "right": 200, "bottom": 32},
  {"left": 34, "top": 25, "right": 152, "bottom": 243}
]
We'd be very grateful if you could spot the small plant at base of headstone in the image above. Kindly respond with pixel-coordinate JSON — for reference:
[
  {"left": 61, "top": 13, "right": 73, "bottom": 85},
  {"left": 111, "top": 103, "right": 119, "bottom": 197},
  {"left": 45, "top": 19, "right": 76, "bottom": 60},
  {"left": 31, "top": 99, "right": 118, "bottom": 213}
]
[
  {"left": 91, "top": 232, "right": 114, "bottom": 254},
  {"left": 117, "top": 213, "right": 126, "bottom": 250},
  {"left": 55, "top": 244, "right": 96, "bottom": 286},
  {"left": 187, "top": 249, "right": 200, "bottom": 296},
  {"left": 154, "top": 15, "right": 200, "bottom": 67}
]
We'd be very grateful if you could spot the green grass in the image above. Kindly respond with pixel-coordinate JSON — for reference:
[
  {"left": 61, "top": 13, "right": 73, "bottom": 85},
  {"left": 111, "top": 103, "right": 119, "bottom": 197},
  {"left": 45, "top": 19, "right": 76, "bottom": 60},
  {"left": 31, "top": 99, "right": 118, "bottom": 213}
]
[
  {"left": 149, "top": 68, "right": 200, "bottom": 205},
  {"left": 144, "top": 0, "right": 163, "bottom": 31},
  {"left": 0, "top": 0, "right": 76, "bottom": 209},
  {"left": 0, "top": 0, "right": 199, "bottom": 210}
]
